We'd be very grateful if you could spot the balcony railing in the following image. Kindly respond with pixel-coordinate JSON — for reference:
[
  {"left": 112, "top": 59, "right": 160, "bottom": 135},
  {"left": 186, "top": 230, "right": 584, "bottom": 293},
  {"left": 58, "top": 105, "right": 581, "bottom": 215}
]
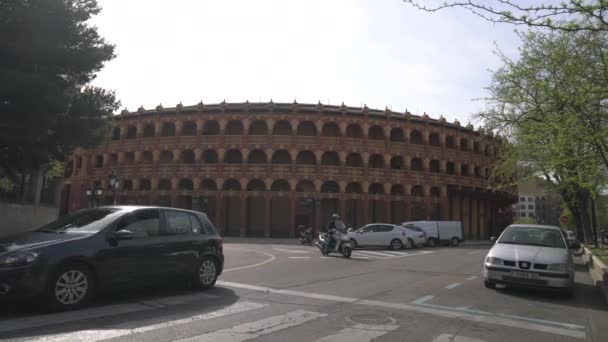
[
  {"left": 344, "top": 167, "right": 364, "bottom": 177},
  {"left": 224, "top": 135, "right": 242, "bottom": 145},
  {"left": 368, "top": 140, "right": 385, "bottom": 149},
  {"left": 295, "top": 165, "right": 316, "bottom": 174},
  {"left": 295, "top": 136, "right": 316, "bottom": 145},
  {"left": 272, "top": 165, "right": 292, "bottom": 174},
  {"left": 319, "top": 136, "right": 340, "bottom": 145},
  {"left": 247, "top": 135, "right": 267, "bottom": 145},
  {"left": 343, "top": 138, "right": 362, "bottom": 146},
  {"left": 368, "top": 169, "right": 385, "bottom": 178},
  {"left": 201, "top": 135, "right": 220, "bottom": 144},
  {"left": 272, "top": 136, "right": 291, "bottom": 145}
]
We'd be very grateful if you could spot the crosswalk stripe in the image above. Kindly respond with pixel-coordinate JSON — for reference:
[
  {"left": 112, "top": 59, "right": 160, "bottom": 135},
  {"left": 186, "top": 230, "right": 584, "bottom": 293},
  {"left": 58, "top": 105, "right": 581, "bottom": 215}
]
[
  {"left": 355, "top": 251, "right": 395, "bottom": 257},
  {"left": 313, "top": 323, "right": 399, "bottom": 342},
  {"left": 352, "top": 252, "right": 383, "bottom": 259},
  {"left": 383, "top": 251, "right": 409, "bottom": 256},
  {"left": 29, "top": 301, "right": 267, "bottom": 342},
  {"left": 174, "top": 310, "right": 327, "bottom": 342}
]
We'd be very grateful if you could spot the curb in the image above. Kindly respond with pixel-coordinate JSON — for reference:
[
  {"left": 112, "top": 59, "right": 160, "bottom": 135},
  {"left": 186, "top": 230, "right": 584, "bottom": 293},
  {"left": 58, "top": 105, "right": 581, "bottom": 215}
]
[{"left": 583, "top": 247, "right": 608, "bottom": 304}]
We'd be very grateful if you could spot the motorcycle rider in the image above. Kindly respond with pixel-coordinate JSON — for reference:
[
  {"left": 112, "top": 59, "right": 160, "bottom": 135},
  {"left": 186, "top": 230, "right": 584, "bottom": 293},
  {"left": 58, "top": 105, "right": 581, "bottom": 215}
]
[{"left": 324, "top": 213, "right": 346, "bottom": 255}]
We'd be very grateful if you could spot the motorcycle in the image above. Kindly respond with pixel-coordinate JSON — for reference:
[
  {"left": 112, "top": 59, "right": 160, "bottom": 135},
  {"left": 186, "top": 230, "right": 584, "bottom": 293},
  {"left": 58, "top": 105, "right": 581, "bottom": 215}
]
[
  {"left": 314, "top": 229, "right": 352, "bottom": 258},
  {"left": 297, "top": 227, "right": 313, "bottom": 245}
]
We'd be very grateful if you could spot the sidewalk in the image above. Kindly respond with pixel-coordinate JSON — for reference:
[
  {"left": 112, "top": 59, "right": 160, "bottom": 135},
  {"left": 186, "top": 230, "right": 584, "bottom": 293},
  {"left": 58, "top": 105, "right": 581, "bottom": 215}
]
[{"left": 223, "top": 236, "right": 494, "bottom": 247}]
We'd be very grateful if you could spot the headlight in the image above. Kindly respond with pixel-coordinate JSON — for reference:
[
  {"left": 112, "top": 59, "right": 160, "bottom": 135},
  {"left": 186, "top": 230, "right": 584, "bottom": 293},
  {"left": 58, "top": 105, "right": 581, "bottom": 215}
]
[
  {"left": 486, "top": 256, "right": 503, "bottom": 265},
  {"left": 547, "top": 263, "right": 568, "bottom": 273},
  {"left": 0, "top": 251, "right": 39, "bottom": 267}
]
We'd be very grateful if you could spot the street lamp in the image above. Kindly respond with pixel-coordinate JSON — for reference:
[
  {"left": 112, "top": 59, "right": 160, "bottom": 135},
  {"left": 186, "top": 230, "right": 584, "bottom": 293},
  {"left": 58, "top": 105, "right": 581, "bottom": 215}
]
[
  {"left": 85, "top": 185, "right": 104, "bottom": 208},
  {"left": 108, "top": 170, "right": 119, "bottom": 205}
]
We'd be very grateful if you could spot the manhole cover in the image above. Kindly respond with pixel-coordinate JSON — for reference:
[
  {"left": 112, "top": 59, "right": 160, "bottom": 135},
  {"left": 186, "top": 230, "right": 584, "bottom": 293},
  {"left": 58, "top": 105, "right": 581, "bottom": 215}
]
[{"left": 346, "top": 313, "right": 395, "bottom": 326}]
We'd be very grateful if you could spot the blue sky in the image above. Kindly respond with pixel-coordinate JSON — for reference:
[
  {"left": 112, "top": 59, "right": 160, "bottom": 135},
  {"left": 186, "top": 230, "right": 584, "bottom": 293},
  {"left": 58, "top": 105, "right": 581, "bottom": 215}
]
[{"left": 91, "top": 0, "right": 522, "bottom": 126}]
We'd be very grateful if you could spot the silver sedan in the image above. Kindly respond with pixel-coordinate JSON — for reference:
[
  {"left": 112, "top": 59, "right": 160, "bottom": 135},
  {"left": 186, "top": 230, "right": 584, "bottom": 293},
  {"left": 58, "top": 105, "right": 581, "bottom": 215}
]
[{"left": 483, "top": 224, "right": 580, "bottom": 295}]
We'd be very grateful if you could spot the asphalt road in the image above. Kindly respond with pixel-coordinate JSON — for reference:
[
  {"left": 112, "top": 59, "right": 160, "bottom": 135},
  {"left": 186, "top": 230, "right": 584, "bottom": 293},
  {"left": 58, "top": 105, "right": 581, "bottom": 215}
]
[{"left": 0, "top": 243, "right": 607, "bottom": 342}]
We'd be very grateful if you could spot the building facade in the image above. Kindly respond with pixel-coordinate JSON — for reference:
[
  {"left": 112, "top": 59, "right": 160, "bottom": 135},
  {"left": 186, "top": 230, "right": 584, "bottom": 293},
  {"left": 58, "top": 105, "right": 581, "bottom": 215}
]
[
  {"left": 512, "top": 180, "right": 563, "bottom": 225},
  {"left": 63, "top": 101, "right": 516, "bottom": 239}
]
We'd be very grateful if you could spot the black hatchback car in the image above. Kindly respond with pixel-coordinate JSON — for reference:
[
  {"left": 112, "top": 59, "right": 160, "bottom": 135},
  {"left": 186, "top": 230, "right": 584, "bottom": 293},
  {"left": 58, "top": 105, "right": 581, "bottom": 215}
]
[{"left": 0, "top": 206, "right": 224, "bottom": 310}]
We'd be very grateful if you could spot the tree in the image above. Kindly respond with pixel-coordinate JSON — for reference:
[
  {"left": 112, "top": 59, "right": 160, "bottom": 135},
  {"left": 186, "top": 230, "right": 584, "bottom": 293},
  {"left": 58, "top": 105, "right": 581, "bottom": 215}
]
[
  {"left": 0, "top": 0, "right": 117, "bottom": 179},
  {"left": 404, "top": 0, "right": 608, "bottom": 32},
  {"left": 479, "top": 30, "right": 608, "bottom": 243}
]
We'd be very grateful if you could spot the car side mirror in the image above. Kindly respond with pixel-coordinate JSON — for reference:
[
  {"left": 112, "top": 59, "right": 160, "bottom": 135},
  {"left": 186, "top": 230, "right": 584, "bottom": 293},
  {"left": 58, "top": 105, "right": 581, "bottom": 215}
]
[
  {"left": 568, "top": 240, "right": 581, "bottom": 250},
  {"left": 490, "top": 236, "right": 496, "bottom": 243},
  {"left": 115, "top": 229, "right": 134, "bottom": 240}
]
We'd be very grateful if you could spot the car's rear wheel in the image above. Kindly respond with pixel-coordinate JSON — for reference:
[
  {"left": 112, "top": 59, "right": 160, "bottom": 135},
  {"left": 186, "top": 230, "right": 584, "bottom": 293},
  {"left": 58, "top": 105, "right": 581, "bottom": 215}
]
[
  {"left": 451, "top": 237, "right": 460, "bottom": 247},
  {"left": 484, "top": 279, "right": 496, "bottom": 289},
  {"left": 47, "top": 262, "right": 94, "bottom": 311},
  {"left": 195, "top": 257, "right": 218, "bottom": 290},
  {"left": 427, "top": 238, "right": 437, "bottom": 247},
  {"left": 390, "top": 238, "right": 403, "bottom": 250}
]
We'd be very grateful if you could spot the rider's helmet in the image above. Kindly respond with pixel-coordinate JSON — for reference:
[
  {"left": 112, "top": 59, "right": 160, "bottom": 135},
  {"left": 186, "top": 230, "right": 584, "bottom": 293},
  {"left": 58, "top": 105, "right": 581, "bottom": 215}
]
[
  {"left": 297, "top": 225, "right": 305, "bottom": 230},
  {"left": 331, "top": 213, "right": 340, "bottom": 220}
]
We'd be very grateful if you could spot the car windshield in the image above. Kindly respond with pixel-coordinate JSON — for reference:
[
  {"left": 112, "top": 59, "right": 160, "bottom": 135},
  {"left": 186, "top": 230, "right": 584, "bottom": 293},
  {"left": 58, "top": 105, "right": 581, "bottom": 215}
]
[
  {"left": 497, "top": 226, "right": 566, "bottom": 249},
  {"left": 37, "top": 208, "right": 122, "bottom": 233}
]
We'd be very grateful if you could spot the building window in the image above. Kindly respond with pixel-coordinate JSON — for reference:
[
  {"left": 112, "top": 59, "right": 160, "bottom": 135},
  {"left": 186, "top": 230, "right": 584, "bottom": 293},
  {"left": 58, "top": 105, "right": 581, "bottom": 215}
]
[
  {"left": 521, "top": 212, "right": 526, "bottom": 217},
  {"left": 520, "top": 197, "right": 525, "bottom": 202},
  {"left": 528, "top": 197, "right": 533, "bottom": 201},
  {"left": 528, "top": 205, "right": 534, "bottom": 210},
  {"left": 520, "top": 205, "right": 525, "bottom": 210}
]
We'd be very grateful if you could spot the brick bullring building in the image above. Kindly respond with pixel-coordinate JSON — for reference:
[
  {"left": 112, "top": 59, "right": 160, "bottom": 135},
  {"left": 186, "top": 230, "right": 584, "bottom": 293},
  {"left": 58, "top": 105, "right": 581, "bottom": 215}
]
[{"left": 63, "top": 101, "right": 516, "bottom": 239}]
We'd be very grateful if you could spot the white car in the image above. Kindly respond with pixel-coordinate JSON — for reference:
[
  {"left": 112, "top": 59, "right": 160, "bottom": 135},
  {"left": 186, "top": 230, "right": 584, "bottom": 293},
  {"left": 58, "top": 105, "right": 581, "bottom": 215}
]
[
  {"left": 484, "top": 224, "right": 580, "bottom": 295},
  {"left": 346, "top": 223, "right": 424, "bottom": 250}
]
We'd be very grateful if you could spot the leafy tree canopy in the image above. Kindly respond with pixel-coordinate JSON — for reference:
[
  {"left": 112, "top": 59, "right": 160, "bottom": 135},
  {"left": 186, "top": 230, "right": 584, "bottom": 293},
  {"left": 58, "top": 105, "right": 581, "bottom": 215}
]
[{"left": 0, "top": 0, "right": 118, "bottom": 179}]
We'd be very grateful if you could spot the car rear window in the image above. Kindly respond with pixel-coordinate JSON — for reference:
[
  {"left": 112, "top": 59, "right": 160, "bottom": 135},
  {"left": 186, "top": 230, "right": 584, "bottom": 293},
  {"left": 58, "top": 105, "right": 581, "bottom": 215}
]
[{"left": 197, "top": 214, "right": 218, "bottom": 235}]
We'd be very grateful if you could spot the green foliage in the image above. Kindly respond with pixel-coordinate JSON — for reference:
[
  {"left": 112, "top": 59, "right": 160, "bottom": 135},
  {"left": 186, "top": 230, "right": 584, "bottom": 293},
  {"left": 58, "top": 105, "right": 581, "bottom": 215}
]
[{"left": 0, "top": 0, "right": 118, "bottom": 178}]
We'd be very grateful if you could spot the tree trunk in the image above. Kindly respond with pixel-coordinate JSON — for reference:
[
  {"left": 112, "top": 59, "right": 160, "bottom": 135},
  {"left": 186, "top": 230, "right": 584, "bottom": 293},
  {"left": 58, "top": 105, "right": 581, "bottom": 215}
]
[
  {"left": 568, "top": 203, "right": 586, "bottom": 242},
  {"left": 575, "top": 190, "right": 593, "bottom": 244}
]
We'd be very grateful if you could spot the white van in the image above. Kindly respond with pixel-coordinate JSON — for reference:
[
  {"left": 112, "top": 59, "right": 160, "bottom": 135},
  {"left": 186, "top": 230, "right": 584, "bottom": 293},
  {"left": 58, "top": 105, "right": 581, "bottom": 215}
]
[{"left": 401, "top": 221, "right": 464, "bottom": 247}]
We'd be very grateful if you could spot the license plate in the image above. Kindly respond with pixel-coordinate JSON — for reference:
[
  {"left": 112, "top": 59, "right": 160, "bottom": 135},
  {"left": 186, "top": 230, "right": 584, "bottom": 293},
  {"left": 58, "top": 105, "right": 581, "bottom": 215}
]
[{"left": 510, "top": 271, "right": 539, "bottom": 279}]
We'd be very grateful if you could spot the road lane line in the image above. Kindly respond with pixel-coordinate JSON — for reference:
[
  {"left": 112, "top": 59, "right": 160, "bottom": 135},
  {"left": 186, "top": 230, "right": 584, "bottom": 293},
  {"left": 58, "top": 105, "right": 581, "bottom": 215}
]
[
  {"left": 467, "top": 251, "right": 485, "bottom": 255},
  {"left": 223, "top": 249, "right": 276, "bottom": 272},
  {"left": 382, "top": 251, "right": 408, "bottom": 256},
  {"left": 466, "top": 276, "right": 478, "bottom": 281},
  {"left": 352, "top": 252, "right": 383, "bottom": 259},
  {"left": 174, "top": 310, "right": 327, "bottom": 342},
  {"left": 313, "top": 323, "right": 399, "bottom": 341},
  {"left": 272, "top": 248, "right": 312, "bottom": 254},
  {"left": 355, "top": 251, "right": 395, "bottom": 257},
  {"left": 288, "top": 256, "right": 311, "bottom": 259},
  {"left": 217, "top": 281, "right": 586, "bottom": 339},
  {"left": 29, "top": 301, "right": 267, "bottom": 342},
  {"left": 412, "top": 295, "right": 435, "bottom": 305},
  {"left": 445, "top": 282, "right": 462, "bottom": 289}
]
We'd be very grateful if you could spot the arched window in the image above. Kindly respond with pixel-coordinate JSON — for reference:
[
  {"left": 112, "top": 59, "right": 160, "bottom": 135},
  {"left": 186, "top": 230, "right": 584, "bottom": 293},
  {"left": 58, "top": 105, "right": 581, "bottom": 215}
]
[
  {"left": 223, "top": 179, "right": 241, "bottom": 191},
  {"left": 446, "top": 161, "right": 455, "bottom": 175},
  {"left": 271, "top": 179, "right": 291, "bottom": 192},
  {"left": 273, "top": 120, "right": 292, "bottom": 135},
  {"left": 248, "top": 150, "right": 267, "bottom": 164},
  {"left": 112, "top": 127, "right": 121, "bottom": 140},
  {"left": 321, "top": 181, "right": 340, "bottom": 193},
  {"left": 485, "top": 146, "right": 494, "bottom": 157},
  {"left": 200, "top": 179, "right": 217, "bottom": 191},
  {"left": 247, "top": 179, "right": 266, "bottom": 191},
  {"left": 460, "top": 138, "right": 469, "bottom": 151},
  {"left": 369, "top": 125, "right": 384, "bottom": 140},
  {"left": 369, "top": 154, "right": 384, "bottom": 169},
  {"left": 345, "top": 182, "right": 363, "bottom": 194},
  {"left": 369, "top": 183, "right": 385, "bottom": 194},
  {"left": 271, "top": 150, "right": 291, "bottom": 164},
  {"left": 225, "top": 120, "right": 244, "bottom": 135},
  {"left": 390, "top": 128, "right": 404, "bottom": 142},
  {"left": 249, "top": 120, "right": 268, "bottom": 135},
  {"left": 410, "top": 130, "right": 423, "bottom": 144},
  {"left": 446, "top": 135, "right": 456, "bottom": 149},
  {"left": 126, "top": 126, "right": 136, "bottom": 139},
  {"left": 182, "top": 121, "right": 197, "bottom": 136},
  {"left": 461, "top": 164, "right": 469, "bottom": 176},
  {"left": 122, "top": 180, "right": 133, "bottom": 190},
  {"left": 430, "top": 187, "right": 441, "bottom": 197},
  {"left": 296, "top": 180, "right": 315, "bottom": 192},
  {"left": 391, "top": 184, "right": 405, "bottom": 196},
  {"left": 321, "top": 122, "right": 340, "bottom": 137},
  {"left": 178, "top": 179, "right": 193, "bottom": 191},
  {"left": 160, "top": 150, "right": 173, "bottom": 163},
  {"left": 296, "top": 121, "right": 317, "bottom": 136},
  {"left": 321, "top": 151, "right": 340, "bottom": 166},
  {"left": 411, "top": 158, "right": 423, "bottom": 171},
  {"left": 158, "top": 179, "right": 172, "bottom": 190},
  {"left": 296, "top": 151, "right": 316, "bottom": 165},
  {"left": 182, "top": 149, "right": 195, "bottom": 164},
  {"left": 429, "top": 132, "right": 440, "bottom": 146},
  {"left": 109, "top": 153, "right": 118, "bottom": 165},
  {"left": 142, "top": 151, "right": 153, "bottom": 163},
  {"left": 390, "top": 156, "right": 404, "bottom": 170},
  {"left": 430, "top": 160, "right": 440, "bottom": 173},
  {"left": 474, "top": 166, "right": 481, "bottom": 178},
  {"left": 224, "top": 150, "right": 242, "bottom": 164},
  {"left": 346, "top": 153, "right": 363, "bottom": 167},
  {"left": 161, "top": 122, "right": 176, "bottom": 136},
  {"left": 203, "top": 121, "right": 219, "bottom": 135},
  {"left": 139, "top": 179, "right": 151, "bottom": 191},
  {"left": 345, "top": 124, "right": 363, "bottom": 138},
  {"left": 143, "top": 124, "right": 155, "bottom": 137},
  {"left": 411, "top": 185, "right": 424, "bottom": 197},
  {"left": 203, "top": 150, "right": 218, "bottom": 163},
  {"left": 95, "top": 155, "right": 103, "bottom": 168},
  {"left": 474, "top": 142, "right": 481, "bottom": 153}
]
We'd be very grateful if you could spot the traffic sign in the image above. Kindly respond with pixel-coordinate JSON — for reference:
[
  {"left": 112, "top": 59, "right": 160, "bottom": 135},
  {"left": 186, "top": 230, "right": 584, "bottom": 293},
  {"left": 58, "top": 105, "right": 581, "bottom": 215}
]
[{"left": 560, "top": 216, "right": 568, "bottom": 224}]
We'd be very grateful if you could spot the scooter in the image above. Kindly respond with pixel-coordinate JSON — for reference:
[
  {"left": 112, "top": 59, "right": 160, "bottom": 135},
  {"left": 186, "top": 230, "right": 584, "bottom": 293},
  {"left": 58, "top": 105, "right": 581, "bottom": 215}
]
[
  {"left": 314, "top": 229, "right": 352, "bottom": 258},
  {"left": 297, "top": 227, "right": 313, "bottom": 245}
]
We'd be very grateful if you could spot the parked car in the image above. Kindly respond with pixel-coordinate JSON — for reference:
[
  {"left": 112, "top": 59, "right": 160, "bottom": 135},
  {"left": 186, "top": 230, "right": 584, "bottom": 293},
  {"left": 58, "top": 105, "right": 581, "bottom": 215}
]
[
  {"left": 483, "top": 224, "right": 580, "bottom": 295},
  {"left": 401, "top": 226, "right": 427, "bottom": 247},
  {"left": 401, "top": 221, "right": 464, "bottom": 247},
  {"left": 346, "top": 223, "right": 423, "bottom": 250},
  {"left": 0, "top": 206, "right": 224, "bottom": 310}
]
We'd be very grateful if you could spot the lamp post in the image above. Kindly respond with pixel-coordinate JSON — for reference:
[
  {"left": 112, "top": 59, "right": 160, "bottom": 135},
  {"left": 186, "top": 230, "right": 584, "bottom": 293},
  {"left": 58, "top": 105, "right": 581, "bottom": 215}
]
[
  {"left": 108, "top": 170, "right": 119, "bottom": 205},
  {"left": 85, "top": 185, "right": 104, "bottom": 208}
]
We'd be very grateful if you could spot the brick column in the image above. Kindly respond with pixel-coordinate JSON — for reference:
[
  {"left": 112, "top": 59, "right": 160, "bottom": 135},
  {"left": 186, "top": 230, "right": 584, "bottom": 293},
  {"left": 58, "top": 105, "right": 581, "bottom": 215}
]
[
  {"left": 240, "top": 194, "right": 247, "bottom": 237},
  {"left": 216, "top": 193, "right": 223, "bottom": 235},
  {"left": 264, "top": 195, "right": 271, "bottom": 238},
  {"left": 290, "top": 194, "right": 296, "bottom": 238}
]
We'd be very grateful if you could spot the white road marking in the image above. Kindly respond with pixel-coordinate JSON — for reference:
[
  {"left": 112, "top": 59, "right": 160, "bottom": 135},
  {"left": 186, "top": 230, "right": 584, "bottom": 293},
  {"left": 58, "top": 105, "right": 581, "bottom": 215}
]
[
  {"left": 223, "top": 249, "right": 276, "bottom": 272},
  {"left": 467, "top": 251, "right": 485, "bottom": 255},
  {"left": 174, "top": 310, "right": 327, "bottom": 342},
  {"left": 445, "top": 282, "right": 463, "bottom": 289},
  {"left": 217, "top": 281, "right": 586, "bottom": 339},
  {"left": 432, "top": 333, "right": 487, "bottom": 342},
  {"left": 355, "top": 251, "right": 396, "bottom": 257},
  {"left": 313, "top": 323, "right": 399, "bottom": 341},
  {"left": 382, "top": 251, "right": 409, "bottom": 256},
  {"left": 466, "top": 276, "right": 478, "bottom": 281},
  {"left": 352, "top": 252, "right": 383, "bottom": 259},
  {"left": 351, "top": 256, "right": 371, "bottom": 260},
  {"left": 29, "top": 301, "right": 267, "bottom": 342},
  {"left": 272, "top": 248, "right": 311, "bottom": 254},
  {"left": 412, "top": 295, "right": 435, "bottom": 305},
  {"left": 288, "top": 256, "right": 311, "bottom": 259}
]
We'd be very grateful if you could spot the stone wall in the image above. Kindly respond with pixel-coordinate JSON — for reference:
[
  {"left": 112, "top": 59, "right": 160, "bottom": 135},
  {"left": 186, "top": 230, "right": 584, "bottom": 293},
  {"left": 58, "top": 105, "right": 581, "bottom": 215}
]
[{"left": 0, "top": 203, "right": 58, "bottom": 238}]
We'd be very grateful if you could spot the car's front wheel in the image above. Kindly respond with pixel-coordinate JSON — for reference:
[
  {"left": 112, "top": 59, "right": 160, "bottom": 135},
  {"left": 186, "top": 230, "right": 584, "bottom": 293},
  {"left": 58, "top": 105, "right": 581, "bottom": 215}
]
[
  {"left": 195, "top": 257, "right": 219, "bottom": 290},
  {"left": 484, "top": 279, "right": 496, "bottom": 289},
  {"left": 390, "top": 238, "right": 404, "bottom": 250},
  {"left": 47, "top": 262, "right": 94, "bottom": 311}
]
